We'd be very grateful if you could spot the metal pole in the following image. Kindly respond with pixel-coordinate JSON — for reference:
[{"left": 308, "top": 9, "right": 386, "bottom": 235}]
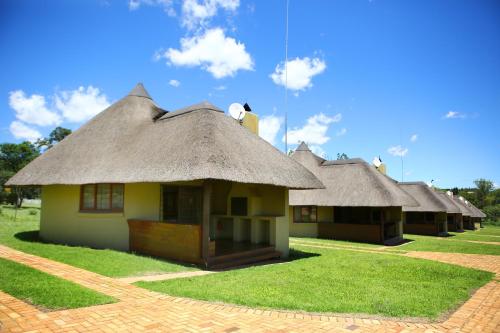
[{"left": 284, "top": 0, "right": 289, "bottom": 153}]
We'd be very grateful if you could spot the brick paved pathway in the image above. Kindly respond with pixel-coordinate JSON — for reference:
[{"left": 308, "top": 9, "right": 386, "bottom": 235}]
[
  {"left": 0, "top": 244, "right": 498, "bottom": 333},
  {"left": 118, "top": 270, "right": 216, "bottom": 284}
]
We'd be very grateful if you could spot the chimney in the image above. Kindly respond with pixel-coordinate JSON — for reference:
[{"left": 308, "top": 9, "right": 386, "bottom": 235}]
[
  {"left": 377, "top": 163, "right": 387, "bottom": 175},
  {"left": 241, "top": 102, "right": 259, "bottom": 135}
]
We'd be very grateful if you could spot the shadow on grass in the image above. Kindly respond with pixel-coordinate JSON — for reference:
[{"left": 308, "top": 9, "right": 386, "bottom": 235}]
[
  {"left": 288, "top": 248, "right": 321, "bottom": 261},
  {"left": 13, "top": 230, "right": 198, "bottom": 270}
]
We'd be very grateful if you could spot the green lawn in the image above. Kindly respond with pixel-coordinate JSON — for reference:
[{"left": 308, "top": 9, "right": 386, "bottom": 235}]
[
  {"left": 0, "top": 257, "right": 114, "bottom": 310},
  {"left": 137, "top": 246, "right": 492, "bottom": 319},
  {"left": 400, "top": 234, "right": 500, "bottom": 255},
  {"left": 0, "top": 205, "right": 198, "bottom": 277},
  {"left": 290, "top": 237, "right": 382, "bottom": 249}
]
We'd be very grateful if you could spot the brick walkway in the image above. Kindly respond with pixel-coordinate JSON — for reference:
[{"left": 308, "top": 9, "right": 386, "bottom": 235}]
[
  {"left": 0, "top": 245, "right": 499, "bottom": 333},
  {"left": 118, "top": 270, "right": 216, "bottom": 284}
]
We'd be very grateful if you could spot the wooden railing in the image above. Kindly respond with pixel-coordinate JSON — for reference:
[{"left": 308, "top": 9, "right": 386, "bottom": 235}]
[{"left": 128, "top": 219, "right": 202, "bottom": 264}]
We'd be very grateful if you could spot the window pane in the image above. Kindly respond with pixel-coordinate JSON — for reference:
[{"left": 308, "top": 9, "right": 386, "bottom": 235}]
[
  {"left": 112, "top": 184, "right": 124, "bottom": 209},
  {"left": 178, "top": 187, "right": 202, "bottom": 224},
  {"left": 310, "top": 207, "right": 317, "bottom": 221},
  {"left": 162, "top": 186, "right": 178, "bottom": 221},
  {"left": 96, "top": 184, "right": 111, "bottom": 210},
  {"left": 82, "top": 185, "right": 95, "bottom": 209}
]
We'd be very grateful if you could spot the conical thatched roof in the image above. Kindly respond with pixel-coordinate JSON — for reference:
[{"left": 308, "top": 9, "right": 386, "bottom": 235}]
[
  {"left": 434, "top": 192, "right": 461, "bottom": 214},
  {"left": 398, "top": 182, "right": 447, "bottom": 212},
  {"left": 289, "top": 143, "right": 418, "bottom": 207},
  {"left": 7, "top": 84, "right": 323, "bottom": 189}
]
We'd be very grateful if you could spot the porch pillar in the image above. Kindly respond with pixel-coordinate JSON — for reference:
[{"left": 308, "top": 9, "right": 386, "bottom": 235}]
[{"left": 202, "top": 180, "right": 212, "bottom": 266}]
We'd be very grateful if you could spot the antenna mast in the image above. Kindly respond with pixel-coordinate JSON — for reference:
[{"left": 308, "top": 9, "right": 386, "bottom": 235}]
[{"left": 284, "top": 0, "right": 289, "bottom": 153}]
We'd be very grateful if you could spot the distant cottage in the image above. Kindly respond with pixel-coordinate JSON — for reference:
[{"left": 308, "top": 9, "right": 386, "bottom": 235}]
[
  {"left": 7, "top": 84, "right": 323, "bottom": 268},
  {"left": 288, "top": 142, "right": 417, "bottom": 245}
]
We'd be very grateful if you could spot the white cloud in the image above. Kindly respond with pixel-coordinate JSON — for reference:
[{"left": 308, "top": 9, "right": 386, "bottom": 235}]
[
  {"left": 9, "top": 90, "right": 61, "bottom": 127},
  {"left": 9, "top": 121, "right": 42, "bottom": 142},
  {"left": 128, "top": 0, "right": 175, "bottom": 15},
  {"left": 285, "top": 113, "right": 341, "bottom": 145},
  {"left": 336, "top": 128, "right": 347, "bottom": 136},
  {"left": 310, "top": 145, "right": 326, "bottom": 158},
  {"left": 410, "top": 134, "right": 418, "bottom": 142},
  {"left": 259, "top": 115, "right": 283, "bottom": 146},
  {"left": 214, "top": 85, "right": 226, "bottom": 90},
  {"left": 182, "top": 0, "right": 239, "bottom": 29},
  {"left": 162, "top": 28, "right": 253, "bottom": 79},
  {"left": 387, "top": 145, "right": 408, "bottom": 157},
  {"left": 270, "top": 57, "right": 326, "bottom": 91},
  {"left": 169, "top": 79, "right": 181, "bottom": 87},
  {"left": 55, "top": 86, "right": 111, "bottom": 123},
  {"left": 444, "top": 111, "right": 466, "bottom": 119}
]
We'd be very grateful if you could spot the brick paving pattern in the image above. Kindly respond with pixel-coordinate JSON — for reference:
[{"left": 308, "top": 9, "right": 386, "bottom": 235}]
[{"left": 0, "top": 244, "right": 498, "bottom": 332}]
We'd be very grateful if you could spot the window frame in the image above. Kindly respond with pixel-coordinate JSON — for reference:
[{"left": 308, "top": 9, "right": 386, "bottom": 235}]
[
  {"left": 79, "top": 183, "right": 124, "bottom": 213},
  {"left": 293, "top": 205, "right": 318, "bottom": 223}
]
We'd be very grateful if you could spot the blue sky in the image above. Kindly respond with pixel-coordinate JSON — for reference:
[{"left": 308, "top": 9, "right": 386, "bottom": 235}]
[{"left": 1, "top": 0, "right": 499, "bottom": 188}]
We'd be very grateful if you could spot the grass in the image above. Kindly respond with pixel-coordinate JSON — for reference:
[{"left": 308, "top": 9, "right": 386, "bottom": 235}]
[
  {"left": 290, "top": 237, "right": 382, "bottom": 248},
  {"left": 0, "top": 205, "right": 198, "bottom": 277},
  {"left": 136, "top": 246, "right": 493, "bottom": 319},
  {"left": 0, "top": 257, "right": 114, "bottom": 310},
  {"left": 399, "top": 234, "right": 500, "bottom": 255}
]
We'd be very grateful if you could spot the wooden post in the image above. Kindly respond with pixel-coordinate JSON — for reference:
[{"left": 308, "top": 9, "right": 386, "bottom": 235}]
[{"left": 202, "top": 180, "right": 212, "bottom": 266}]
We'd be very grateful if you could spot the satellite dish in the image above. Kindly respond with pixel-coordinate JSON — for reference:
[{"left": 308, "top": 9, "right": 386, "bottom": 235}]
[
  {"left": 372, "top": 156, "right": 382, "bottom": 168},
  {"left": 228, "top": 103, "right": 246, "bottom": 121},
  {"left": 446, "top": 191, "right": 453, "bottom": 197}
]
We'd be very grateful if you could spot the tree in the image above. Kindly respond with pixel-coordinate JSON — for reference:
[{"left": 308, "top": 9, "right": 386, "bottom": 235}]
[
  {"left": 0, "top": 141, "right": 40, "bottom": 207},
  {"left": 474, "top": 178, "right": 494, "bottom": 208},
  {"left": 36, "top": 126, "right": 72, "bottom": 150},
  {"left": 336, "top": 153, "right": 349, "bottom": 160}
]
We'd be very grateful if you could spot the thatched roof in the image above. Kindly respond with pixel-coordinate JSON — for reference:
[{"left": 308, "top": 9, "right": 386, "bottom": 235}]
[
  {"left": 452, "top": 196, "right": 474, "bottom": 216},
  {"left": 7, "top": 84, "right": 323, "bottom": 189},
  {"left": 289, "top": 143, "right": 418, "bottom": 207},
  {"left": 398, "top": 182, "right": 447, "bottom": 212},
  {"left": 464, "top": 201, "right": 487, "bottom": 218},
  {"left": 434, "top": 192, "right": 462, "bottom": 214}
]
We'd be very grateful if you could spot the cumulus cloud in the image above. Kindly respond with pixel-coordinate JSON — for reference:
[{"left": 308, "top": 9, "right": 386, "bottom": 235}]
[
  {"left": 336, "top": 128, "right": 347, "bottom": 136},
  {"left": 182, "top": 0, "right": 239, "bottom": 29},
  {"left": 9, "top": 90, "right": 61, "bottom": 126},
  {"left": 259, "top": 114, "right": 283, "bottom": 146},
  {"left": 55, "top": 86, "right": 110, "bottom": 123},
  {"left": 214, "top": 85, "right": 226, "bottom": 90},
  {"left": 387, "top": 145, "right": 408, "bottom": 157},
  {"left": 285, "top": 113, "right": 341, "bottom": 145},
  {"left": 169, "top": 79, "right": 181, "bottom": 87},
  {"left": 270, "top": 57, "right": 326, "bottom": 91},
  {"left": 444, "top": 111, "right": 466, "bottom": 119},
  {"left": 310, "top": 145, "right": 327, "bottom": 158},
  {"left": 162, "top": 28, "right": 253, "bottom": 79},
  {"left": 9, "top": 121, "right": 42, "bottom": 142},
  {"left": 410, "top": 134, "right": 418, "bottom": 142}
]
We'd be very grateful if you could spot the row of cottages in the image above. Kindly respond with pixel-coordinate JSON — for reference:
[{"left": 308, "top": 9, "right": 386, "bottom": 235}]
[
  {"left": 288, "top": 142, "right": 487, "bottom": 242},
  {"left": 6, "top": 84, "right": 324, "bottom": 269},
  {"left": 288, "top": 143, "right": 418, "bottom": 245}
]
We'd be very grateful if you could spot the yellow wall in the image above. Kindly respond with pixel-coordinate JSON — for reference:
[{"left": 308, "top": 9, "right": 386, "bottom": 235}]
[
  {"left": 40, "top": 183, "right": 160, "bottom": 251},
  {"left": 288, "top": 206, "right": 333, "bottom": 238}
]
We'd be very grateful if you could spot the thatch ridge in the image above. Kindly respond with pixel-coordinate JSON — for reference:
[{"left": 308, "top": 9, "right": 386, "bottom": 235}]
[
  {"left": 289, "top": 143, "right": 418, "bottom": 207},
  {"left": 7, "top": 84, "right": 324, "bottom": 190},
  {"left": 434, "top": 192, "right": 461, "bottom": 214}
]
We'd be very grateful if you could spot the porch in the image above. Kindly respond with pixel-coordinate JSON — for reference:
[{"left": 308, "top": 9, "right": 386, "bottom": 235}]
[
  {"left": 127, "top": 181, "right": 287, "bottom": 268},
  {"left": 403, "top": 212, "right": 448, "bottom": 236}
]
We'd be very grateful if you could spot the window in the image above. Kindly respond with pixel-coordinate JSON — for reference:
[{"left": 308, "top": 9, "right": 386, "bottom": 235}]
[
  {"left": 425, "top": 212, "right": 435, "bottom": 224},
  {"left": 161, "top": 185, "right": 202, "bottom": 224},
  {"left": 293, "top": 206, "right": 317, "bottom": 223},
  {"left": 80, "top": 184, "right": 124, "bottom": 212}
]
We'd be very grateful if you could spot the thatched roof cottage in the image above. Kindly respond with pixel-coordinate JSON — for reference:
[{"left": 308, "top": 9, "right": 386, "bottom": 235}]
[
  {"left": 7, "top": 84, "right": 323, "bottom": 268},
  {"left": 452, "top": 196, "right": 476, "bottom": 230},
  {"left": 398, "top": 182, "right": 448, "bottom": 236},
  {"left": 288, "top": 142, "right": 417, "bottom": 245}
]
